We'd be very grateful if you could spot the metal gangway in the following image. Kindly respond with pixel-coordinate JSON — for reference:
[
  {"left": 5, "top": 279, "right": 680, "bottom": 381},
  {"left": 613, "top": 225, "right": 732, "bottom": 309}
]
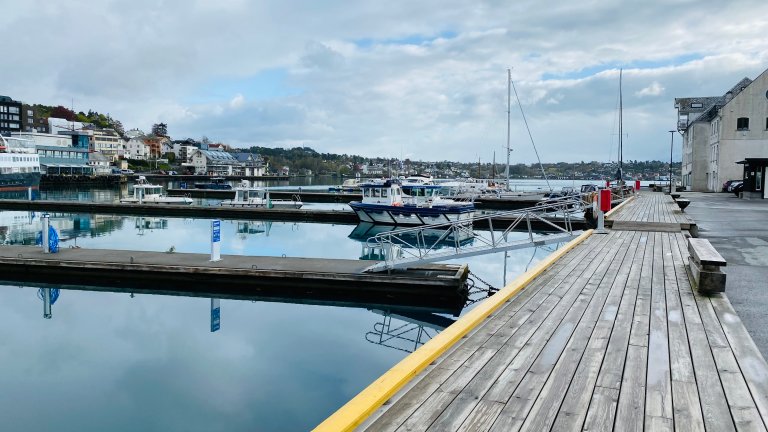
[{"left": 363, "top": 193, "right": 591, "bottom": 272}]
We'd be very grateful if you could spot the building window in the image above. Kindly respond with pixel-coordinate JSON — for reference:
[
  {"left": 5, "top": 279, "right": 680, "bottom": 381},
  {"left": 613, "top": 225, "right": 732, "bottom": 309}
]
[
  {"left": 737, "top": 117, "right": 750, "bottom": 130},
  {"left": 691, "top": 102, "right": 703, "bottom": 108}
]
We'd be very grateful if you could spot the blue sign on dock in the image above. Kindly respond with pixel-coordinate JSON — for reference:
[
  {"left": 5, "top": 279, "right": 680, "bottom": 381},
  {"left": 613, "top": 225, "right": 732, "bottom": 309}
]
[{"left": 212, "top": 220, "right": 221, "bottom": 242}]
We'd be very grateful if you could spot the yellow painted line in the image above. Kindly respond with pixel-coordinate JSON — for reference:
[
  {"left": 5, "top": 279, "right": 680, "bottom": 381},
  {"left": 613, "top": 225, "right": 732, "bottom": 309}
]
[
  {"left": 313, "top": 229, "right": 595, "bottom": 432},
  {"left": 606, "top": 195, "right": 635, "bottom": 219}
]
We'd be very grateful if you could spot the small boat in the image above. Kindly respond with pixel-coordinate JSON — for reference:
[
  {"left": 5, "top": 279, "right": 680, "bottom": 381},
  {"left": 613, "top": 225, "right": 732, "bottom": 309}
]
[
  {"left": 219, "top": 180, "right": 303, "bottom": 209},
  {"left": 194, "top": 177, "right": 232, "bottom": 190},
  {"left": 121, "top": 176, "right": 193, "bottom": 205},
  {"left": 328, "top": 177, "right": 366, "bottom": 193},
  {"left": 349, "top": 179, "right": 475, "bottom": 225}
]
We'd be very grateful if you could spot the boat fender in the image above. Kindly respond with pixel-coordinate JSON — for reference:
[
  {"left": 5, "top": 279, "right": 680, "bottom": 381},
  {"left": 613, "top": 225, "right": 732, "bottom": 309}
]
[{"left": 392, "top": 202, "right": 403, "bottom": 207}]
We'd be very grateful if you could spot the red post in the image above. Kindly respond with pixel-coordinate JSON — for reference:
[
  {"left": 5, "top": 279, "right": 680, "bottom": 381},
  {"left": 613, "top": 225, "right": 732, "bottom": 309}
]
[
  {"left": 605, "top": 180, "right": 610, "bottom": 188},
  {"left": 635, "top": 180, "right": 641, "bottom": 191},
  {"left": 600, "top": 189, "right": 612, "bottom": 212}
]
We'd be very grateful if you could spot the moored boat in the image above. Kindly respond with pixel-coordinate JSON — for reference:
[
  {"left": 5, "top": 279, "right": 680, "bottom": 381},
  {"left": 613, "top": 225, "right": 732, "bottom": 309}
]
[
  {"left": 349, "top": 179, "right": 475, "bottom": 225},
  {"left": 120, "top": 176, "right": 193, "bottom": 205},
  {"left": 0, "top": 135, "right": 41, "bottom": 191},
  {"left": 219, "top": 180, "right": 303, "bottom": 209},
  {"left": 194, "top": 177, "right": 232, "bottom": 190}
]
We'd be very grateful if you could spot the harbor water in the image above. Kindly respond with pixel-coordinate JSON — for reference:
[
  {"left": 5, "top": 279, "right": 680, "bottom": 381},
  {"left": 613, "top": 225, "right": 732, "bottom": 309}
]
[{"left": 0, "top": 179, "right": 578, "bottom": 431}]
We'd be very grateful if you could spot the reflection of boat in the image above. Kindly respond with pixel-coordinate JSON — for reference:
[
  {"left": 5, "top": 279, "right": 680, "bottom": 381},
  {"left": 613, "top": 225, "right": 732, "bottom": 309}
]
[
  {"left": 349, "top": 222, "right": 474, "bottom": 248},
  {"left": 135, "top": 217, "right": 169, "bottom": 234},
  {"left": 0, "top": 135, "right": 41, "bottom": 191},
  {"left": 120, "top": 176, "right": 193, "bottom": 205},
  {"left": 194, "top": 177, "right": 232, "bottom": 190},
  {"left": 220, "top": 180, "right": 302, "bottom": 209},
  {"left": 349, "top": 180, "right": 475, "bottom": 225},
  {"left": 235, "top": 220, "right": 273, "bottom": 237}
]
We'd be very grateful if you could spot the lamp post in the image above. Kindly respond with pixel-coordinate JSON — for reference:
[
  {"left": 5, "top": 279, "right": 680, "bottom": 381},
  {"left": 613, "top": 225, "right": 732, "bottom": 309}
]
[{"left": 668, "top": 130, "right": 675, "bottom": 193}]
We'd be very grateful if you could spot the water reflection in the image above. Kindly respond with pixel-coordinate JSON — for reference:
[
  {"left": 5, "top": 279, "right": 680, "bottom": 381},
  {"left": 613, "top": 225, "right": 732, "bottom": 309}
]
[
  {"left": 0, "top": 211, "right": 123, "bottom": 245},
  {"left": 366, "top": 309, "right": 455, "bottom": 353}
]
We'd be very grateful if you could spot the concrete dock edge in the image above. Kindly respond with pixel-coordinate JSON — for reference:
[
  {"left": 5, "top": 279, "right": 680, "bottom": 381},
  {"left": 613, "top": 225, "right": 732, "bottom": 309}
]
[{"left": 313, "top": 229, "right": 595, "bottom": 432}]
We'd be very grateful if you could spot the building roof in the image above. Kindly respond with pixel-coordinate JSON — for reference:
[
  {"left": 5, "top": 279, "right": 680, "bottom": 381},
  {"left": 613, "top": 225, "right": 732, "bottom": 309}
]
[{"left": 198, "top": 150, "right": 238, "bottom": 162}]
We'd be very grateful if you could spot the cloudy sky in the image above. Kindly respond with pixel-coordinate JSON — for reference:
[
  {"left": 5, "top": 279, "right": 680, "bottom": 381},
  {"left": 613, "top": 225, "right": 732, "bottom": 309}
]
[{"left": 2, "top": 0, "right": 768, "bottom": 163}]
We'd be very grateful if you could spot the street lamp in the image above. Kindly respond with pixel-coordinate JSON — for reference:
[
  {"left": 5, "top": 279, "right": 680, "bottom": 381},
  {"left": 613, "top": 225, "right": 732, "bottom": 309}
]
[{"left": 668, "top": 130, "right": 675, "bottom": 193}]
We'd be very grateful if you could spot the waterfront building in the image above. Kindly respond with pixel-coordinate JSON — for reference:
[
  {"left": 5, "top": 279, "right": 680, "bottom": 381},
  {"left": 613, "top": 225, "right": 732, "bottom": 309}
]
[
  {"left": 0, "top": 95, "right": 22, "bottom": 135},
  {"left": 88, "top": 152, "right": 112, "bottom": 175},
  {"left": 675, "top": 68, "right": 768, "bottom": 191},
  {"left": 190, "top": 149, "right": 239, "bottom": 175},
  {"left": 13, "top": 131, "right": 92, "bottom": 175},
  {"left": 232, "top": 152, "right": 267, "bottom": 176}
]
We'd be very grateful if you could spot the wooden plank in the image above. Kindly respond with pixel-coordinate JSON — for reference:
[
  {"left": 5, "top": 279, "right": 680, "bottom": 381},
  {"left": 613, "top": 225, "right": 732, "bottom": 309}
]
[
  {"left": 711, "top": 346, "right": 766, "bottom": 430},
  {"left": 709, "top": 295, "right": 768, "bottom": 428},
  {"left": 615, "top": 344, "right": 647, "bottom": 431},
  {"left": 669, "top": 232, "right": 737, "bottom": 432},
  {"left": 661, "top": 233, "right": 705, "bottom": 432},
  {"left": 645, "top": 232, "right": 674, "bottom": 428},
  {"left": 520, "top": 232, "right": 639, "bottom": 431},
  {"left": 487, "top": 234, "right": 632, "bottom": 431},
  {"left": 610, "top": 221, "right": 681, "bottom": 232},
  {"left": 582, "top": 386, "right": 619, "bottom": 432},
  {"left": 367, "top": 234, "right": 615, "bottom": 431}
]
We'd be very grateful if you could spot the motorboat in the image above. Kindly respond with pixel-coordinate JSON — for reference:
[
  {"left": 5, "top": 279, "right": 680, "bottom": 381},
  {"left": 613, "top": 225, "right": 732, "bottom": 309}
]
[
  {"left": 349, "top": 179, "right": 475, "bottom": 225},
  {"left": 219, "top": 180, "right": 303, "bottom": 209},
  {"left": 328, "top": 177, "right": 366, "bottom": 192},
  {"left": 194, "top": 177, "right": 232, "bottom": 190},
  {"left": 120, "top": 176, "right": 193, "bottom": 205}
]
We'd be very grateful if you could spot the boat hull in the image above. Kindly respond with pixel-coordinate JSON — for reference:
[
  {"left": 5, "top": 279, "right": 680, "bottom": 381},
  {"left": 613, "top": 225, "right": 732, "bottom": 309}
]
[
  {"left": 220, "top": 200, "right": 303, "bottom": 209},
  {"left": 0, "top": 172, "right": 41, "bottom": 191},
  {"left": 349, "top": 202, "right": 475, "bottom": 225},
  {"left": 120, "top": 197, "right": 193, "bottom": 205}
]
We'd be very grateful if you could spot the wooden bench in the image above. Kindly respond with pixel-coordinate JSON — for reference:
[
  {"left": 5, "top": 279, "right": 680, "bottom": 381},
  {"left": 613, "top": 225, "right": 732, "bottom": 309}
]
[{"left": 687, "top": 238, "right": 727, "bottom": 293}]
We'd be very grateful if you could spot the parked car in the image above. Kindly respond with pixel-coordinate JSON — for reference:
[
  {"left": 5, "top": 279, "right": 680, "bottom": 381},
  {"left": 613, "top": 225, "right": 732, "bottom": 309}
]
[
  {"left": 728, "top": 180, "right": 743, "bottom": 192},
  {"left": 722, "top": 179, "right": 741, "bottom": 192},
  {"left": 733, "top": 181, "right": 745, "bottom": 196},
  {"left": 120, "top": 169, "right": 135, "bottom": 175}
]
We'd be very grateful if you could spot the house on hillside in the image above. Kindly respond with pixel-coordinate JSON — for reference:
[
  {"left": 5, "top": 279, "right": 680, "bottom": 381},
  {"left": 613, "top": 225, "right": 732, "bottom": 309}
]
[
  {"left": 675, "top": 68, "right": 768, "bottom": 192},
  {"left": 125, "top": 138, "right": 149, "bottom": 160}
]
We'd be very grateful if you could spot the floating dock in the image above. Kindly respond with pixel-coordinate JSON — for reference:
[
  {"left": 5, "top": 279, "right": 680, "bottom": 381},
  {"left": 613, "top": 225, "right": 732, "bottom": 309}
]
[
  {"left": 0, "top": 200, "right": 588, "bottom": 231},
  {"left": 0, "top": 245, "right": 469, "bottom": 313},
  {"left": 317, "top": 192, "right": 768, "bottom": 431},
  {"left": 166, "top": 188, "right": 547, "bottom": 210}
]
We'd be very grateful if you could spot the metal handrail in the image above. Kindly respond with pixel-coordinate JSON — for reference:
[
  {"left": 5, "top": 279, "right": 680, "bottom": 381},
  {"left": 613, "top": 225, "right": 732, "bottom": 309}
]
[{"left": 363, "top": 193, "right": 589, "bottom": 272}]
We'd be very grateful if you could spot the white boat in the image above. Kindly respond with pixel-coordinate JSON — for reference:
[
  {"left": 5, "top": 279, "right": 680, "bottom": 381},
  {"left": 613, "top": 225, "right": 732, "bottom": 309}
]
[
  {"left": 120, "top": 176, "right": 193, "bottom": 205},
  {"left": 0, "top": 135, "right": 41, "bottom": 192},
  {"left": 219, "top": 180, "right": 303, "bottom": 209},
  {"left": 349, "top": 179, "right": 475, "bottom": 225}
]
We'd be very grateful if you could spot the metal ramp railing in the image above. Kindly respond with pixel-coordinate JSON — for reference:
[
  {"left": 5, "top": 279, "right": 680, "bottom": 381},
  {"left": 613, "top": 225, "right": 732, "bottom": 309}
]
[{"left": 363, "top": 194, "right": 587, "bottom": 272}]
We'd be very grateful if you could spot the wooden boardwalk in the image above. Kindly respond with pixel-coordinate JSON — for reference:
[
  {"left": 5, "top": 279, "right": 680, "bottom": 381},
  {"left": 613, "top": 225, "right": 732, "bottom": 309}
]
[
  {"left": 607, "top": 191, "right": 696, "bottom": 232},
  {"left": 319, "top": 192, "right": 768, "bottom": 431}
]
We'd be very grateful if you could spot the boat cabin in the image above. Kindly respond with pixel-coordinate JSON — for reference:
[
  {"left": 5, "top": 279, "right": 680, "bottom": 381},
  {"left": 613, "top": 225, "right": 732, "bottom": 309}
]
[{"left": 360, "top": 180, "right": 404, "bottom": 205}]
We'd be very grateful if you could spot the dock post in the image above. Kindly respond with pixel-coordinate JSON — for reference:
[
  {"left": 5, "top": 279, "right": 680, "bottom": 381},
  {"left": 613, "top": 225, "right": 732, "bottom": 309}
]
[
  {"left": 42, "top": 213, "right": 50, "bottom": 253},
  {"left": 27, "top": 186, "right": 32, "bottom": 201},
  {"left": 596, "top": 189, "right": 608, "bottom": 234}
]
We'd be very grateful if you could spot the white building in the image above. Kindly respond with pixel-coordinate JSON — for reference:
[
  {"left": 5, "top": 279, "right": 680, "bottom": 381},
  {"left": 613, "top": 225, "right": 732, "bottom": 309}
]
[
  {"left": 190, "top": 149, "right": 239, "bottom": 175},
  {"left": 125, "top": 138, "right": 150, "bottom": 160},
  {"left": 91, "top": 128, "right": 124, "bottom": 162},
  {"left": 675, "top": 69, "right": 768, "bottom": 191}
]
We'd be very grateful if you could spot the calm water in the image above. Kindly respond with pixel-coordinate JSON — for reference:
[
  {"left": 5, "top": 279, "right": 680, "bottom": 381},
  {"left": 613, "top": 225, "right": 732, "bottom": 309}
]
[{"left": 0, "top": 179, "right": 568, "bottom": 431}]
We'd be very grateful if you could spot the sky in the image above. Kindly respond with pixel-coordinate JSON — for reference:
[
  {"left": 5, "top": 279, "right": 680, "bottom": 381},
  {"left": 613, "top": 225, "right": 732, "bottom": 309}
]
[{"left": 2, "top": 0, "right": 768, "bottom": 163}]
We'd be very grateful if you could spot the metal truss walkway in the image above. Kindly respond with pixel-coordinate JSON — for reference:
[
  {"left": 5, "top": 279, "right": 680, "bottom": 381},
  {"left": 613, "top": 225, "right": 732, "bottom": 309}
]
[{"left": 363, "top": 195, "right": 587, "bottom": 272}]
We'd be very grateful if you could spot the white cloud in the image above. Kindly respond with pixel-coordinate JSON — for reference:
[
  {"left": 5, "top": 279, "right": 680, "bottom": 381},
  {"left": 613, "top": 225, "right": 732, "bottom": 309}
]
[
  {"left": 635, "top": 81, "right": 665, "bottom": 97},
  {"left": 2, "top": 0, "right": 768, "bottom": 162}
]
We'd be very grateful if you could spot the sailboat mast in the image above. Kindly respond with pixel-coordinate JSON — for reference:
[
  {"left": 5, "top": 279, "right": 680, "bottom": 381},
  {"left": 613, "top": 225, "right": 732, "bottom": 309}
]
[
  {"left": 618, "top": 69, "right": 623, "bottom": 183},
  {"left": 506, "top": 68, "right": 511, "bottom": 192}
]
